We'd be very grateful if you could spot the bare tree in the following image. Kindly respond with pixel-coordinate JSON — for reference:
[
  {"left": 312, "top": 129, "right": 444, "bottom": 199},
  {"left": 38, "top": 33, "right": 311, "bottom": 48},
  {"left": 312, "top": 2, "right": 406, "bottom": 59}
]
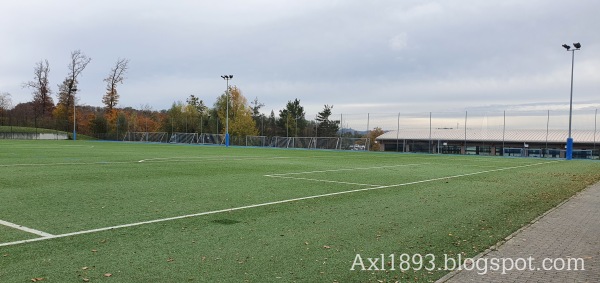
[
  {"left": 57, "top": 50, "right": 91, "bottom": 107},
  {"left": 55, "top": 50, "right": 91, "bottom": 131},
  {"left": 66, "top": 49, "right": 91, "bottom": 96},
  {"left": 103, "top": 58, "right": 129, "bottom": 111},
  {"left": 0, "top": 92, "right": 11, "bottom": 110},
  {"left": 23, "top": 59, "right": 53, "bottom": 116}
]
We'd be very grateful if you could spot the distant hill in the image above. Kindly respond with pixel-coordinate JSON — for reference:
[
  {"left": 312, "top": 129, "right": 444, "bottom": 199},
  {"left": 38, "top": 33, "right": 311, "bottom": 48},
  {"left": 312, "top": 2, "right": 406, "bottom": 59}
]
[{"left": 339, "top": 128, "right": 368, "bottom": 135}]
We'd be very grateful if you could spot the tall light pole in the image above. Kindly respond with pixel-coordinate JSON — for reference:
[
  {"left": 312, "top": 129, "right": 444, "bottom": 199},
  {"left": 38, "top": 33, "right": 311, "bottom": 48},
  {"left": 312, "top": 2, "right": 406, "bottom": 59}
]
[
  {"left": 562, "top": 42, "right": 581, "bottom": 160},
  {"left": 72, "top": 87, "right": 78, "bottom": 141},
  {"left": 221, "top": 75, "right": 233, "bottom": 147}
]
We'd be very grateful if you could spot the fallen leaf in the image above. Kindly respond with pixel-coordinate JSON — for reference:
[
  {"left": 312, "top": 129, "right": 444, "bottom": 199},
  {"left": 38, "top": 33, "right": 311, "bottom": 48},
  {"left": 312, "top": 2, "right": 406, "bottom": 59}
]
[
  {"left": 91, "top": 249, "right": 97, "bottom": 253},
  {"left": 82, "top": 266, "right": 89, "bottom": 270},
  {"left": 31, "top": 278, "right": 44, "bottom": 282},
  {"left": 323, "top": 245, "right": 331, "bottom": 249},
  {"left": 167, "top": 257, "right": 175, "bottom": 262},
  {"left": 104, "top": 273, "right": 112, "bottom": 277},
  {"left": 83, "top": 278, "right": 90, "bottom": 282}
]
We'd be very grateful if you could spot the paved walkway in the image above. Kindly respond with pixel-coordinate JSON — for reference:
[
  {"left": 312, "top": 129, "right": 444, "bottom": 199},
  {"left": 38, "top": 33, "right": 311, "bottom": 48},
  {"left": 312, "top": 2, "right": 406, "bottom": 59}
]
[{"left": 438, "top": 182, "right": 600, "bottom": 283}]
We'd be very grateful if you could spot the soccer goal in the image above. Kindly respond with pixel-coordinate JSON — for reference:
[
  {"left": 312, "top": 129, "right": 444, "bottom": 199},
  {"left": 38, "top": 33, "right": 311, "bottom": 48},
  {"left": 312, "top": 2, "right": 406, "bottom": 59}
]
[
  {"left": 169, "top": 133, "right": 198, "bottom": 144},
  {"left": 266, "top": 136, "right": 370, "bottom": 150},
  {"left": 198, "top": 133, "right": 225, "bottom": 145},
  {"left": 269, "top": 137, "right": 292, "bottom": 148},
  {"left": 123, "top": 132, "right": 168, "bottom": 143}
]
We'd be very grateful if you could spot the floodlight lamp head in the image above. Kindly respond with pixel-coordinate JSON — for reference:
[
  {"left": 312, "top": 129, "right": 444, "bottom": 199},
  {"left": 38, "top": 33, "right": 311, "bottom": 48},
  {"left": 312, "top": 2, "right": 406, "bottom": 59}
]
[
  {"left": 573, "top": 42, "right": 581, "bottom": 49},
  {"left": 229, "top": 75, "right": 233, "bottom": 79},
  {"left": 562, "top": 44, "right": 571, "bottom": 50}
]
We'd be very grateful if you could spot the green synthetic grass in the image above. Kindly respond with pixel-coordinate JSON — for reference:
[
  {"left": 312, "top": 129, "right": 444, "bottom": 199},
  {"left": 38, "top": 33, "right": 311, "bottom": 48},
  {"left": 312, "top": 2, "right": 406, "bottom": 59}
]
[{"left": 1, "top": 140, "right": 599, "bottom": 282}]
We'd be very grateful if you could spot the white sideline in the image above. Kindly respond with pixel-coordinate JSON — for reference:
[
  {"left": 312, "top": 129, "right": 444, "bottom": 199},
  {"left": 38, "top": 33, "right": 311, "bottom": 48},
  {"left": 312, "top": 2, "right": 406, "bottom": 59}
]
[
  {"left": 0, "top": 219, "right": 54, "bottom": 237},
  {"left": 0, "top": 161, "right": 558, "bottom": 247}
]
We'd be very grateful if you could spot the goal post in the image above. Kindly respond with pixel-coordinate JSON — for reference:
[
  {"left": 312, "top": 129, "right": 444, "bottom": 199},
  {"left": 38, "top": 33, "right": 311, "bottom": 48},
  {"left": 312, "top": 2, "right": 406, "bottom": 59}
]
[
  {"left": 199, "top": 133, "right": 225, "bottom": 145},
  {"left": 123, "top": 132, "right": 168, "bottom": 143},
  {"left": 169, "top": 133, "right": 198, "bottom": 144},
  {"left": 264, "top": 136, "right": 369, "bottom": 150}
]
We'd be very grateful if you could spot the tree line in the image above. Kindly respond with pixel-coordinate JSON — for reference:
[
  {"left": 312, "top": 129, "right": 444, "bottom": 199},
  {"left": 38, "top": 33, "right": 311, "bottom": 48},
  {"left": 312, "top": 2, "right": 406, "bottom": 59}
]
[{"left": 0, "top": 50, "right": 359, "bottom": 141}]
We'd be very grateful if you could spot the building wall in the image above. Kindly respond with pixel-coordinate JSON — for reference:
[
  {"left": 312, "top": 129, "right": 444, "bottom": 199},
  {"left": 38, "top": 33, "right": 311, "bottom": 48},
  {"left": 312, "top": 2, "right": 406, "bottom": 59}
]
[{"left": 379, "top": 139, "right": 599, "bottom": 159}]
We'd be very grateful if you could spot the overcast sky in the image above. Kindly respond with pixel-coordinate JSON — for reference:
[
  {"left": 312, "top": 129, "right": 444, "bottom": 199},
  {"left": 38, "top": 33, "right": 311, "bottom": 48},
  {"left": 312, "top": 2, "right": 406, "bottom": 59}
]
[{"left": 1, "top": 0, "right": 599, "bottom": 120}]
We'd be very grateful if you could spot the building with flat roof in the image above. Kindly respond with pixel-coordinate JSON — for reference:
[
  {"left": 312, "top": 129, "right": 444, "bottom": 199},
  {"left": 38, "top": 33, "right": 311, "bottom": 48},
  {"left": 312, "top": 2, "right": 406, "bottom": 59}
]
[{"left": 376, "top": 129, "right": 599, "bottom": 159}]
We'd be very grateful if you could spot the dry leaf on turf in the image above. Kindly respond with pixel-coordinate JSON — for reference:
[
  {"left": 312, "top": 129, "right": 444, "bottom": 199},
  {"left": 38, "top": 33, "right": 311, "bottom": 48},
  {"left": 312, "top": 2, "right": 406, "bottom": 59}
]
[{"left": 104, "top": 273, "right": 112, "bottom": 277}]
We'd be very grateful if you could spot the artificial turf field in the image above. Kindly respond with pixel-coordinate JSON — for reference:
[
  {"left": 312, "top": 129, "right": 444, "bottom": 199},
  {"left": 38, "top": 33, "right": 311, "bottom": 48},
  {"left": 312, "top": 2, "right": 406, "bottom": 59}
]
[{"left": 1, "top": 140, "right": 599, "bottom": 282}]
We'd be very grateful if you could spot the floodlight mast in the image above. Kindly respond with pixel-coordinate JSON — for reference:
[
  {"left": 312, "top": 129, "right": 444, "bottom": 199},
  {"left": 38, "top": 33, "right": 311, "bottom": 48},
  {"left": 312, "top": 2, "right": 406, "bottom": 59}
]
[
  {"left": 563, "top": 42, "right": 580, "bottom": 160},
  {"left": 72, "top": 87, "right": 78, "bottom": 141},
  {"left": 221, "top": 75, "right": 233, "bottom": 147}
]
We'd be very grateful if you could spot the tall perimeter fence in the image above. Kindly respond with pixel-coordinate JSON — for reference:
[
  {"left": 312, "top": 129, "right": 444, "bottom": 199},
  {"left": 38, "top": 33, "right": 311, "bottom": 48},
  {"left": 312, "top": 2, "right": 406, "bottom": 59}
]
[
  {"left": 122, "top": 132, "right": 369, "bottom": 151},
  {"left": 121, "top": 109, "right": 599, "bottom": 158},
  {"left": 2, "top": 108, "right": 598, "bottom": 157}
]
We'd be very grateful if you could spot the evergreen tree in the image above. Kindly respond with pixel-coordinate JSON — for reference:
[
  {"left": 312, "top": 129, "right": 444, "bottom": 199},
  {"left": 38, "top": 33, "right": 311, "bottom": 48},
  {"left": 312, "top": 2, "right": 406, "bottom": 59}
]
[
  {"left": 277, "top": 99, "right": 306, "bottom": 137},
  {"left": 316, "top": 105, "right": 339, "bottom": 137}
]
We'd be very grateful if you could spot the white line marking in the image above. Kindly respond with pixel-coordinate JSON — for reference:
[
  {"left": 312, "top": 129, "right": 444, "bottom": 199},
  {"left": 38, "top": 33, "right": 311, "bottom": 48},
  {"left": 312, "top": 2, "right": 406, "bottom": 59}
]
[
  {"left": 0, "top": 219, "right": 54, "bottom": 237},
  {"left": 0, "top": 161, "right": 130, "bottom": 167},
  {"left": 0, "top": 160, "right": 558, "bottom": 247},
  {"left": 264, "top": 163, "right": 427, "bottom": 177},
  {"left": 138, "top": 156, "right": 291, "bottom": 163},
  {"left": 266, "top": 175, "right": 381, "bottom": 187},
  {"left": 0, "top": 156, "right": 291, "bottom": 167}
]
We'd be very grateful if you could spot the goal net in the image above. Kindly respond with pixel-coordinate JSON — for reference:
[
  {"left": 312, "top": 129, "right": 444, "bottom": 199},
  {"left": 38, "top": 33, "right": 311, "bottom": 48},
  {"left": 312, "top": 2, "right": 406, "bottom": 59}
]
[
  {"left": 123, "top": 132, "right": 168, "bottom": 143},
  {"left": 198, "top": 133, "right": 225, "bottom": 145},
  {"left": 263, "top": 136, "right": 370, "bottom": 150},
  {"left": 169, "top": 133, "right": 198, "bottom": 144}
]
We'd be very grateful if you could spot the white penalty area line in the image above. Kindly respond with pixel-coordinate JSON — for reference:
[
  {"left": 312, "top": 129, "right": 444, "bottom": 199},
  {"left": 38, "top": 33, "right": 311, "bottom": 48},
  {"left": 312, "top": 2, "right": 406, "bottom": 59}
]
[
  {"left": 266, "top": 175, "right": 382, "bottom": 187},
  {"left": 0, "top": 160, "right": 558, "bottom": 248},
  {"left": 0, "top": 219, "right": 54, "bottom": 238},
  {"left": 264, "top": 163, "right": 428, "bottom": 177},
  {"left": 263, "top": 163, "right": 427, "bottom": 186}
]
